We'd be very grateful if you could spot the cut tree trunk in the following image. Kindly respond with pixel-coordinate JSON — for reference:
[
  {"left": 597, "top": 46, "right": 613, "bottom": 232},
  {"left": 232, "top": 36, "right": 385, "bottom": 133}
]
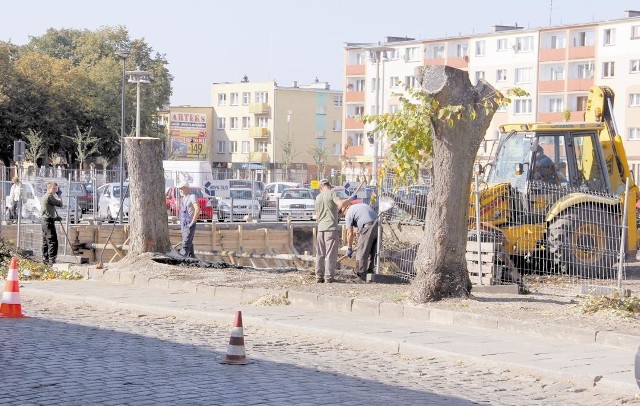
[
  {"left": 124, "top": 137, "right": 172, "bottom": 255},
  {"left": 410, "top": 65, "right": 500, "bottom": 303}
]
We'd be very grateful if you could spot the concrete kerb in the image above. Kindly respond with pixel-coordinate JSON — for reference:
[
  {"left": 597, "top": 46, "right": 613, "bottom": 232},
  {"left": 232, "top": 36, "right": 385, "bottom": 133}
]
[{"left": 63, "top": 265, "right": 640, "bottom": 351}]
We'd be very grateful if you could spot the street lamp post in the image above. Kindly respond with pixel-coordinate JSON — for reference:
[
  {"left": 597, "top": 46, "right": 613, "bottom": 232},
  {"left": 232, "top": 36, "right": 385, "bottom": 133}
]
[
  {"left": 368, "top": 44, "right": 391, "bottom": 276},
  {"left": 126, "top": 66, "right": 151, "bottom": 138},
  {"left": 115, "top": 50, "right": 130, "bottom": 225}
]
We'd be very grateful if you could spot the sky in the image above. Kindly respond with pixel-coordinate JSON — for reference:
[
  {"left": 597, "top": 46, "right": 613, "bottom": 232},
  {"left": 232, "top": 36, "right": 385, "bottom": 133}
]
[{"left": 1, "top": 0, "right": 638, "bottom": 106}]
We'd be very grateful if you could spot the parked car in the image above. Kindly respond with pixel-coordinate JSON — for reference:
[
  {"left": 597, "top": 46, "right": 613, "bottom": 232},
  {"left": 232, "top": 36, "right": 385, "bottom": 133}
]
[
  {"left": 26, "top": 181, "right": 82, "bottom": 223},
  {"left": 97, "top": 182, "right": 130, "bottom": 222},
  {"left": 165, "top": 186, "right": 215, "bottom": 221},
  {"left": 264, "top": 182, "right": 302, "bottom": 206},
  {"left": 217, "top": 188, "right": 261, "bottom": 222},
  {"left": 278, "top": 188, "right": 316, "bottom": 221},
  {"left": 331, "top": 186, "right": 362, "bottom": 204},
  {"left": 69, "top": 181, "right": 92, "bottom": 213},
  {"left": 228, "top": 179, "right": 267, "bottom": 207}
]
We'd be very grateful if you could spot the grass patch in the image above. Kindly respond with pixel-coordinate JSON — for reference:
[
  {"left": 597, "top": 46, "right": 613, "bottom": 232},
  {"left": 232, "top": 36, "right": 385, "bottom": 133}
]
[{"left": 581, "top": 292, "right": 640, "bottom": 316}]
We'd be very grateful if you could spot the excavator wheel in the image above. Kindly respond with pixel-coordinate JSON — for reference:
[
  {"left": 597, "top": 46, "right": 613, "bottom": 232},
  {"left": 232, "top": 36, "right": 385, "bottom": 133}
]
[{"left": 547, "top": 208, "right": 619, "bottom": 279}]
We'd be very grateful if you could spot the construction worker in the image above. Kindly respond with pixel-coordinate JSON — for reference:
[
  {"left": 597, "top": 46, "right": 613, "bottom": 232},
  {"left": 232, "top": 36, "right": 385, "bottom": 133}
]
[
  {"left": 178, "top": 181, "right": 200, "bottom": 258},
  {"left": 341, "top": 201, "right": 379, "bottom": 281},
  {"left": 314, "top": 178, "right": 344, "bottom": 283},
  {"left": 41, "top": 182, "right": 62, "bottom": 265}
]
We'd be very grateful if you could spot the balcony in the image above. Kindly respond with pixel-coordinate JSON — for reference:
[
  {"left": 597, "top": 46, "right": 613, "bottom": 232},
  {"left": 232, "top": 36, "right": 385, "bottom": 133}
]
[
  {"left": 424, "top": 57, "right": 445, "bottom": 66},
  {"left": 249, "top": 103, "right": 269, "bottom": 114},
  {"left": 344, "top": 145, "right": 364, "bottom": 156},
  {"left": 249, "top": 127, "right": 269, "bottom": 138},
  {"left": 538, "top": 80, "right": 565, "bottom": 92},
  {"left": 537, "top": 112, "right": 564, "bottom": 122},
  {"left": 445, "top": 56, "right": 469, "bottom": 69},
  {"left": 568, "top": 45, "right": 595, "bottom": 59},
  {"left": 539, "top": 48, "right": 566, "bottom": 62},
  {"left": 345, "top": 64, "right": 366, "bottom": 76},
  {"left": 345, "top": 91, "right": 365, "bottom": 102},
  {"left": 345, "top": 117, "right": 364, "bottom": 129},
  {"left": 567, "top": 77, "right": 593, "bottom": 91},
  {"left": 249, "top": 152, "right": 269, "bottom": 162}
]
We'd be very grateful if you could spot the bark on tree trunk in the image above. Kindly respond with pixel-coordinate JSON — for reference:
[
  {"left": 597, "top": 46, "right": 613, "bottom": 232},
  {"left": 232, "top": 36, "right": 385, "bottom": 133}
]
[
  {"left": 410, "top": 65, "right": 500, "bottom": 303},
  {"left": 124, "top": 137, "right": 172, "bottom": 255}
]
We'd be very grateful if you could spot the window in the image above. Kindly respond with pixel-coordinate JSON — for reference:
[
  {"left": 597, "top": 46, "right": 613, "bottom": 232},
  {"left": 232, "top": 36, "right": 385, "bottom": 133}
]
[
  {"left": 630, "top": 94, "right": 640, "bottom": 106},
  {"left": 549, "top": 98, "right": 563, "bottom": 112},
  {"left": 404, "top": 47, "right": 419, "bottom": 61},
  {"left": 317, "top": 130, "right": 326, "bottom": 139},
  {"left": 255, "top": 91, "right": 268, "bottom": 103},
  {"left": 230, "top": 93, "right": 239, "bottom": 105},
  {"left": 389, "top": 76, "right": 399, "bottom": 87},
  {"left": 496, "top": 69, "right": 507, "bottom": 82},
  {"left": 432, "top": 44, "right": 445, "bottom": 59},
  {"left": 241, "top": 141, "right": 250, "bottom": 153},
  {"left": 355, "top": 79, "right": 365, "bottom": 91},
  {"left": 632, "top": 25, "right": 640, "bottom": 39},
  {"left": 577, "top": 62, "right": 594, "bottom": 78},
  {"left": 550, "top": 35, "right": 565, "bottom": 49},
  {"left": 332, "top": 120, "right": 342, "bottom": 131},
  {"left": 354, "top": 106, "right": 364, "bottom": 116},
  {"left": 217, "top": 93, "right": 227, "bottom": 106},
  {"left": 230, "top": 117, "right": 238, "bottom": 129},
  {"left": 603, "top": 28, "right": 616, "bottom": 45},
  {"left": 256, "top": 117, "right": 268, "bottom": 127},
  {"left": 550, "top": 66, "right": 564, "bottom": 80},
  {"left": 475, "top": 40, "right": 486, "bottom": 56},
  {"left": 370, "top": 77, "right": 379, "bottom": 92},
  {"left": 574, "top": 31, "right": 589, "bottom": 46},
  {"left": 242, "top": 116, "right": 251, "bottom": 129},
  {"left": 353, "top": 133, "right": 363, "bottom": 146},
  {"left": 404, "top": 75, "right": 417, "bottom": 88},
  {"left": 370, "top": 105, "right": 376, "bottom": 115},
  {"left": 629, "top": 128, "right": 640, "bottom": 140},
  {"left": 332, "top": 143, "right": 341, "bottom": 156},
  {"left": 387, "top": 49, "right": 399, "bottom": 59},
  {"left": 217, "top": 117, "right": 226, "bottom": 129},
  {"left": 317, "top": 105, "right": 326, "bottom": 114},
  {"left": 576, "top": 96, "right": 588, "bottom": 111},
  {"left": 333, "top": 95, "right": 343, "bottom": 107},
  {"left": 514, "top": 99, "right": 532, "bottom": 114},
  {"left": 515, "top": 68, "right": 532, "bottom": 84},
  {"left": 456, "top": 43, "right": 468, "bottom": 57},
  {"left": 229, "top": 141, "right": 238, "bottom": 153},
  {"left": 497, "top": 38, "right": 508, "bottom": 51},
  {"left": 497, "top": 104, "right": 507, "bottom": 112},
  {"left": 255, "top": 141, "right": 268, "bottom": 152},
  {"left": 217, "top": 141, "right": 226, "bottom": 153},
  {"left": 475, "top": 71, "right": 485, "bottom": 82},
  {"left": 602, "top": 61, "right": 615, "bottom": 78},
  {"left": 389, "top": 105, "right": 398, "bottom": 113},
  {"left": 356, "top": 52, "right": 366, "bottom": 64},
  {"left": 242, "top": 92, "right": 250, "bottom": 105},
  {"left": 515, "top": 36, "right": 534, "bottom": 52},
  {"left": 630, "top": 59, "right": 640, "bottom": 73}
]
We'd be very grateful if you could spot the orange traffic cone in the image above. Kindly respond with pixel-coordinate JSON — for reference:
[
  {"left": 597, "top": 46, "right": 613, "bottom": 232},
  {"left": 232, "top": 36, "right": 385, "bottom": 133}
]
[
  {"left": 0, "top": 257, "right": 26, "bottom": 318},
  {"left": 219, "top": 311, "right": 250, "bottom": 365}
]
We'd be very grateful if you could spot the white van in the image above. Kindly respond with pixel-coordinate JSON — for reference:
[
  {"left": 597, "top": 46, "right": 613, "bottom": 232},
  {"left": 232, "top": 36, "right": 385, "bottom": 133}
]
[{"left": 162, "top": 160, "right": 214, "bottom": 190}]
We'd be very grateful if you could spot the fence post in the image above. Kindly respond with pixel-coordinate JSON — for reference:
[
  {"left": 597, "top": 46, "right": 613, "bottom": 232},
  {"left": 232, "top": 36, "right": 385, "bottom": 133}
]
[
  {"left": 617, "top": 176, "right": 631, "bottom": 292},
  {"left": 474, "top": 172, "right": 483, "bottom": 285}
]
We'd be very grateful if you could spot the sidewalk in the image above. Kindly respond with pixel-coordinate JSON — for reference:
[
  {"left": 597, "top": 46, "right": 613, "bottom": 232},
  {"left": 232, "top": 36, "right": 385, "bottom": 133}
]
[{"left": 18, "top": 268, "right": 640, "bottom": 396}]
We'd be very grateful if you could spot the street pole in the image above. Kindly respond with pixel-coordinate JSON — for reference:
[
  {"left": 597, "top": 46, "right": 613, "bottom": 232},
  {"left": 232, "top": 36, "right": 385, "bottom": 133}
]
[
  {"left": 126, "top": 66, "right": 151, "bottom": 138},
  {"left": 116, "top": 50, "right": 130, "bottom": 225}
]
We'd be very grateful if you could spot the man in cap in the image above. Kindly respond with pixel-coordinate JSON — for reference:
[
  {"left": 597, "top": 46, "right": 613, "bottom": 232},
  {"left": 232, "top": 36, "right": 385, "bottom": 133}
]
[
  {"left": 314, "top": 178, "right": 346, "bottom": 283},
  {"left": 340, "top": 200, "right": 379, "bottom": 281},
  {"left": 177, "top": 180, "right": 200, "bottom": 257}
]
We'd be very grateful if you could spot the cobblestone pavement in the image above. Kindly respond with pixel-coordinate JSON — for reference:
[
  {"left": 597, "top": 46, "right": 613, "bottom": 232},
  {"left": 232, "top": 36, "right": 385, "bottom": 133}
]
[{"left": 1, "top": 297, "right": 637, "bottom": 406}]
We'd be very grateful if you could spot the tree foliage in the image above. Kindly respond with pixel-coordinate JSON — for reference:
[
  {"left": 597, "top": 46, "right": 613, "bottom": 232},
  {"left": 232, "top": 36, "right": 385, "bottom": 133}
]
[
  {"left": 23, "top": 129, "right": 45, "bottom": 164},
  {"left": 0, "top": 26, "right": 173, "bottom": 166}
]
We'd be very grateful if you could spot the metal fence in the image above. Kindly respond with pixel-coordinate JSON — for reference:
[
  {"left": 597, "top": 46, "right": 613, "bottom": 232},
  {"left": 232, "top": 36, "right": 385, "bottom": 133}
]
[{"left": 378, "top": 170, "right": 634, "bottom": 293}]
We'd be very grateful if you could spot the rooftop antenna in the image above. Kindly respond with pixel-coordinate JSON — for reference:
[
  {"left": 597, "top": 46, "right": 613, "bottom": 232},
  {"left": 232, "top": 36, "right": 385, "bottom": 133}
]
[{"left": 549, "top": 0, "right": 553, "bottom": 25}]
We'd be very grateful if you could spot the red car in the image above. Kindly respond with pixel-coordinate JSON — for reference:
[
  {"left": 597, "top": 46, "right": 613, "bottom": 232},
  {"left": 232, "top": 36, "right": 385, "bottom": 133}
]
[{"left": 165, "top": 186, "right": 215, "bottom": 221}]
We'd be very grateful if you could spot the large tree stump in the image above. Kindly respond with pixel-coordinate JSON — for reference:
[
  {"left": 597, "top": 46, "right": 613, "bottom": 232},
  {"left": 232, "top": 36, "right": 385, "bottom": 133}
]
[
  {"left": 124, "top": 137, "right": 171, "bottom": 254},
  {"left": 410, "top": 65, "right": 501, "bottom": 302}
]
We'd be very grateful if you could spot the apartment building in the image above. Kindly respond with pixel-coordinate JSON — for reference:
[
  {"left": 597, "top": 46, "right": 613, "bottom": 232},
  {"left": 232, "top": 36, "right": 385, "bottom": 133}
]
[
  {"left": 211, "top": 80, "right": 343, "bottom": 182},
  {"left": 343, "top": 10, "right": 640, "bottom": 179}
]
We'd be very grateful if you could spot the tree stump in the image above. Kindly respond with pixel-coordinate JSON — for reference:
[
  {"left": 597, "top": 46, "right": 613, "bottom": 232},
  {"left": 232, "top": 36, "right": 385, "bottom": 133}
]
[
  {"left": 124, "top": 137, "right": 171, "bottom": 255},
  {"left": 410, "top": 65, "right": 501, "bottom": 302}
]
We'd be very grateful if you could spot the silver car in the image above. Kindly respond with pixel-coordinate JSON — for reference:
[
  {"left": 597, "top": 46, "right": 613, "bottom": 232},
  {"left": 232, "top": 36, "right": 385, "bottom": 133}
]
[
  {"left": 97, "top": 182, "right": 130, "bottom": 222},
  {"left": 217, "top": 188, "right": 261, "bottom": 222}
]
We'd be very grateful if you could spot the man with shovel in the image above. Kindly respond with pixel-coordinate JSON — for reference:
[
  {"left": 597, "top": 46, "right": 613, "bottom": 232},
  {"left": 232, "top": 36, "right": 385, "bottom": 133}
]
[{"left": 341, "top": 200, "right": 379, "bottom": 281}]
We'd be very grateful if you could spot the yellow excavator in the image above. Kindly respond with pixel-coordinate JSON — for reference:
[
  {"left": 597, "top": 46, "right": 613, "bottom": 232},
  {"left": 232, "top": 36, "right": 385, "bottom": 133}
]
[{"left": 471, "top": 86, "right": 637, "bottom": 278}]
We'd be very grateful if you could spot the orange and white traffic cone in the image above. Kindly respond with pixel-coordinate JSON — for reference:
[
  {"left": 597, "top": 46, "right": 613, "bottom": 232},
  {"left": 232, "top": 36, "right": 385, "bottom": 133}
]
[
  {"left": 219, "top": 311, "right": 249, "bottom": 365},
  {"left": 0, "top": 257, "right": 26, "bottom": 318}
]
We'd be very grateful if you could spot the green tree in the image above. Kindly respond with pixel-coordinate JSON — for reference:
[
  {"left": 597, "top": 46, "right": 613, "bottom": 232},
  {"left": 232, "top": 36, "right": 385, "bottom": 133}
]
[
  {"left": 364, "top": 66, "right": 523, "bottom": 302},
  {"left": 308, "top": 145, "right": 329, "bottom": 179},
  {"left": 63, "top": 126, "right": 101, "bottom": 171},
  {"left": 23, "top": 129, "right": 46, "bottom": 165}
]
